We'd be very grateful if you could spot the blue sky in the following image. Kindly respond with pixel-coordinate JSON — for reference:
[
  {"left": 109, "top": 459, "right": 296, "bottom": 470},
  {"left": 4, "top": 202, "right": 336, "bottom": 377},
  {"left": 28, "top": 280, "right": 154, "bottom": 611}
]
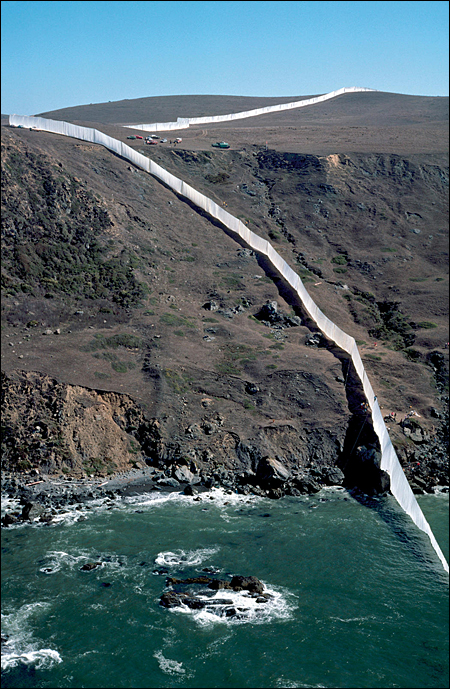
[{"left": 1, "top": 0, "right": 448, "bottom": 115}]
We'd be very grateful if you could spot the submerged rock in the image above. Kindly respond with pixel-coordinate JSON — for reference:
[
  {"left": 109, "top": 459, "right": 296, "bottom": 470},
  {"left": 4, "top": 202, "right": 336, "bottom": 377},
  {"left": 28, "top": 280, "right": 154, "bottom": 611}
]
[
  {"left": 208, "top": 579, "right": 233, "bottom": 590},
  {"left": 1, "top": 513, "right": 19, "bottom": 526},
  {"left": 160, "top": 591, "right": 185, "bottom": 608},
  {"left": 80, "top": 562, "right": 102, "bottom": 571},
  {"left": 160, "top": 574, "right": 266, "bottom": 611}
]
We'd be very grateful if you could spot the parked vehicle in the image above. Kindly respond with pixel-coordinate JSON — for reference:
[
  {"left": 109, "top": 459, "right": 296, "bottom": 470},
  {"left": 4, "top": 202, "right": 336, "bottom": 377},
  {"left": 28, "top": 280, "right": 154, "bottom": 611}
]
[
  {"left": 136, "top": 135, "right": 143, "bottom": 139},
  {"left": 160, "top": 138, "right": 168, "bottom": 143},
  {"left": 149, "top": 140, "right": 158, "bottom": 145},
  {"left": 212, "top": 141, "right": 230, "bottom": 148},
  {"left": 174, "top": 138, "right": 182, "bottom": 143},
  {"left": 127, "top": 135, "right": 136, "bottom": 139}
]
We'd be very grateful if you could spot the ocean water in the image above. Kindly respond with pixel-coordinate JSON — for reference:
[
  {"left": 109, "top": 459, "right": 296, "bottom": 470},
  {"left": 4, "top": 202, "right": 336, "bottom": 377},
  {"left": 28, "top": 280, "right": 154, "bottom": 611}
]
[{"left": 1, "top": 487, "right": 448, "bottom": 689}]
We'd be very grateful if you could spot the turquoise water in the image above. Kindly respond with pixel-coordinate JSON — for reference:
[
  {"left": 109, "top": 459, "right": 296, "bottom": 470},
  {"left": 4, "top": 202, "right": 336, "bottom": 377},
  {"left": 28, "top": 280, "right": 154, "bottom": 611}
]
[{"left": 1, "top": 488, "right": 448, "bottom": 688}]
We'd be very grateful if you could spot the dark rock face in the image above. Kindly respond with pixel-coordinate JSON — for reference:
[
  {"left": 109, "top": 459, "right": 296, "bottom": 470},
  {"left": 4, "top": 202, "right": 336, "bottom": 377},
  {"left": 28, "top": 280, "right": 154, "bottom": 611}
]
[
  {"left": 21, "top": 501, "right": 45, "bottom": 520},
  {"left": 345, "top": 445, "right": 391, "bottom": 496},
  {"left": 160, "top": 591, "right": 185, "bottom": 608},
  {"left": 208, "top": 579, "right": 233, "bottom": 590},
  {"left": 401, "top": 418, "right": 429, "bottom": 444},
  {"left": 230, "top": 576, "right": 264, "bottom": 594},
  {"left": 305, "top": 333, "right": 327, "bottom": 348},
  {"left": 245, "top": 382, "right": 260, "bottom": 395},
  {"left": 254, "top": 301, "right": 301, "bottom": 329},
  {"left": 166, "top": 576, "right": 213, "bottom": 586},
  {"left": 183, "top": 484, "right": 198, "bottom": 496},
  {"left": 256, "top": 456, "right": 290, "bottom": 488},
  {"left": 1, "top": 513, "right": 19, "bottom": 526},
  {"left": 292, "top": 476, "right": 321, "bottom": 494},
  {"left": 80, "top": 562, "right": 102, "bottom": 571},
  {"left": 321, "top": 466, "right": 345, "bottom": 486},
  {"left": 157, "top": 477, "right": 180, "bottom": 488}
]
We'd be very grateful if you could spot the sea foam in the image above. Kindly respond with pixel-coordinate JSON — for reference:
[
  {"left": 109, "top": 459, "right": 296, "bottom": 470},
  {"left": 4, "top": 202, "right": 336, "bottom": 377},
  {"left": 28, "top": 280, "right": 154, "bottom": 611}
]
[
  {"left": 166, "top": 582, "right": 297, "bottom": 627},
  {"left": 154, "top": 650, "right": 192, "bottom": 677},
  {"left": 1, "top": 602, "right": 62, "bottom": 671},
  {"left": 155, "top": 547, "right": 219, "bottom": 569}
]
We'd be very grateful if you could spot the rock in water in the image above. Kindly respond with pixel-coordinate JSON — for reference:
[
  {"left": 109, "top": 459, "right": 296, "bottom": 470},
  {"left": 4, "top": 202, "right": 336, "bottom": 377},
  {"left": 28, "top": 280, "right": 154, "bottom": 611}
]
[
  {"left": 230, "top": 575, "right": 264, "bottom": 594},
  {"left": 80, "top": 562, "right": 102, "bottom": 571}
]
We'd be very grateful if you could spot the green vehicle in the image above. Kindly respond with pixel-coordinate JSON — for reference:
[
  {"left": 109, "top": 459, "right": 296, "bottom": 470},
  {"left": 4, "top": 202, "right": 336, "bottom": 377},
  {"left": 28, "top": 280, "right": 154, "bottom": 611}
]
[
  {"left": 126, "top": 135, "right": 136, "bottom": 140},
  {"left": 212, "top": 141, "right": 230, "bottom": 149}
]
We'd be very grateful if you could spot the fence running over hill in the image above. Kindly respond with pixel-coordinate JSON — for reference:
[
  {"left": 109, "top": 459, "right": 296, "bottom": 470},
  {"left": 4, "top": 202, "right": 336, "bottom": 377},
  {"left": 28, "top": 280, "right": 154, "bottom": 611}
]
[
  {"left": 123, "top": 87, "right": 377, "bottom": 132},
  {"left": 8, "top": 112, "right": 448, "bottom": 574}
]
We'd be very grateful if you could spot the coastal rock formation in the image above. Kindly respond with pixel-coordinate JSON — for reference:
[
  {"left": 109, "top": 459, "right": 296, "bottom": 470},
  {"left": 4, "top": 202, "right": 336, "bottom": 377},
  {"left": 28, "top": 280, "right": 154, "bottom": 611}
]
[{"left": 160, "top": 575, "right": 266, "bottom": 615}]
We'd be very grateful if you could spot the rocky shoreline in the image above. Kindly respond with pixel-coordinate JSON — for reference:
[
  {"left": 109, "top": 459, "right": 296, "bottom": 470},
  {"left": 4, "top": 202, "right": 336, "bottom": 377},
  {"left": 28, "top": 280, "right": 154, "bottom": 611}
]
[
  {"left": 2, "top": 392, "right": 448, "bottom": 528},
  {"left": 2, "top": 419, "right": 448, "bottom": 528},
  {"left": 0, "top": 458, "right": 342, "bottom": 527}
]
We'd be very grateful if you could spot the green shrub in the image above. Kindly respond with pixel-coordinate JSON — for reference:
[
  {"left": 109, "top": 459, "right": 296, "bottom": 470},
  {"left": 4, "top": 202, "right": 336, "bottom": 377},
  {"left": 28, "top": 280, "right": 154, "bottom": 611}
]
[
  {"left": 205, "top": 172, "right": 230, "bottom": 184},
  {"left": 111, "top": 361, "right": 128, "bottom": 373},
  {"left": 163, "top": 368, "right": 190, "bottom": 393},
  {"left": 82, "top": 333, "right": 142, "bottom": 352},
  {"left": 416, "top": 321, "right": 437, "bottom": 329},
  {"left": 160, "top": 312, "right": 194, "bottom": 328},
  {"left": 403, "top": 348, "right": 422, "bottom": 361}
]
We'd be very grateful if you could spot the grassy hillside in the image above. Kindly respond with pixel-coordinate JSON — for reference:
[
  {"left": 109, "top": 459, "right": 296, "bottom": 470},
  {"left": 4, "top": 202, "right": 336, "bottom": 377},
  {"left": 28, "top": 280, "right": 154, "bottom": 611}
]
[{"left": 1, "top": 92, "right": 448, "bottom": 488}]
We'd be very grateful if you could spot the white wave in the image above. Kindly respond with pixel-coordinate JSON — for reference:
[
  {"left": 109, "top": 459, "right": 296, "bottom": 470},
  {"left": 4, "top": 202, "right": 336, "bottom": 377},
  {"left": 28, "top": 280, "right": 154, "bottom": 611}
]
[
  {"left": 154, "top": 650, "right": 190, "bottom": 676},
  {"left": 38, "top": 550, "right": 96, "bottom": 575},
  {"left": 331, "top": 615, "right": 378, "bottom": 624},
  {"left": 39, "top": 549, "right": 132, "bottom": 576},
  {"left": 197, "top": 487, "right": 262, "bottom": 509},
  {"left": 1, "top": 496, "right": 21, "bottom": 516},
  {"left": 1, "top": 602, "right": 62, "bottom": 672},
  {"left": 276, "top": 680, "right": 327, "bottom": 688},
  {"left": 122, "top": 490, "right": 185, "bottom": 508},
  {"left": 155, "top": 547, "right": 219, "bottom": 569},
  {"left": 168, "top": 583, "right": 297, "bottom": 627},
  {"left": 1, "top": 648, "right": 62, "bottom": 671},
  {"left": 432, "top": 486, "right": 450, "bottom": 496}
]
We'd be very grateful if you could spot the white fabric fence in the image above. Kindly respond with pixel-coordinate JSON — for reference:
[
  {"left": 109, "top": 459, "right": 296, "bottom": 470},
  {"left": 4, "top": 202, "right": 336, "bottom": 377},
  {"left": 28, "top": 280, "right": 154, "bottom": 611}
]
[
  {"left": 8, "top": 113, "right": 448, "bottom": 574},
  {"left": 124, "top": 87, "right": 376, "bottom": 132}
]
